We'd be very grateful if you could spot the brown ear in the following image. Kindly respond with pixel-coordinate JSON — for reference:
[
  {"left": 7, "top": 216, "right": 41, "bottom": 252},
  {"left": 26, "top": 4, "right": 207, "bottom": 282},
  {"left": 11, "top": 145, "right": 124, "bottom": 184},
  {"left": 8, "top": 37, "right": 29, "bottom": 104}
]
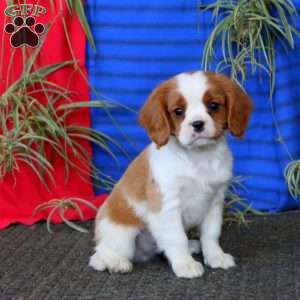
[
  {"left": 207, "top": 73, "right": 252, "bottom": 138},
  {"left": 139, "top": 81, "right": 172, "bottom": 148}
]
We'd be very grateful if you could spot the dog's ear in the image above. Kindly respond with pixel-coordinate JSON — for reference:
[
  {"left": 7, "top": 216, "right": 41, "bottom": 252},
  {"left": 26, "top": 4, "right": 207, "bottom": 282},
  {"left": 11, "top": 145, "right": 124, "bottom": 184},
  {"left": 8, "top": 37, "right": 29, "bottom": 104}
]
[
  {"left": 226, "top": 80, "right": 252, "bottom": 138},
  {"left": 207, "top": 73, "right": 252, "bottom": 138},
  {"left": 139, "top": 81, "right": 173, "bottom": 148}
]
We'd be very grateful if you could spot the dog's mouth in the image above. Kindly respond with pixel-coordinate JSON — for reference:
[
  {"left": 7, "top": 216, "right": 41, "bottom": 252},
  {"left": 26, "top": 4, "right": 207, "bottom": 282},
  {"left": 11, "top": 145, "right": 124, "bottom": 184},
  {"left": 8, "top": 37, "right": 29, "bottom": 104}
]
[
  {"left": 184, "top": 136, "right": 216, "bottom": 148},
  {"left": 175, "top": 130, "right": 218, "bottom": 149},
  {"left": 188, "top": 134, "right": 215, "bottom": 145}
]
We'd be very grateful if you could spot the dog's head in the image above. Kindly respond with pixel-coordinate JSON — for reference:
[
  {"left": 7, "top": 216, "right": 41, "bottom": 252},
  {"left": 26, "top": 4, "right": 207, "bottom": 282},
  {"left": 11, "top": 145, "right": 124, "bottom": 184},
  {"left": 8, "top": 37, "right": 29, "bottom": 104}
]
[{"left": 139, "top": 71, "right": 252, "bottom": 149}]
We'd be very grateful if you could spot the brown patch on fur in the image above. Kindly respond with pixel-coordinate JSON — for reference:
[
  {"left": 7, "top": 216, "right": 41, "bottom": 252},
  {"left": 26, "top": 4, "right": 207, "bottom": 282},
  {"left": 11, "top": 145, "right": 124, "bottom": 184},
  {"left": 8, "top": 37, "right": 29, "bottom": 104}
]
[
  {"left": 99, "top": 148, "right": 163, "bottom": 228},
  {"left": 205, "top": 72, "right": 252, "bottom": 138},
  {"left": 104, "top": 149, "right": 149, "bottom": 228},
  {"left": 122, "top": 148, "right": 162, "bottom": 213},
  {"left": 106, "top": 185, "right": 144, "bottom": 228},
  {"left": 121, "top": 148, "right": 150, "bottom": 202},
  {"left": 139, "top": 79, "right": 186, "bottom": 148}
]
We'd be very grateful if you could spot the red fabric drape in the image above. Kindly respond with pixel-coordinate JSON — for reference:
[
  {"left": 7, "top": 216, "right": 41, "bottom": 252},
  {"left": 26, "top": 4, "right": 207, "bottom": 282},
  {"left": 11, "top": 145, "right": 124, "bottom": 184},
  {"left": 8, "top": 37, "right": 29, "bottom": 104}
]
[{"left": 0, "top": 1, "right": 107, "bottom": 229}]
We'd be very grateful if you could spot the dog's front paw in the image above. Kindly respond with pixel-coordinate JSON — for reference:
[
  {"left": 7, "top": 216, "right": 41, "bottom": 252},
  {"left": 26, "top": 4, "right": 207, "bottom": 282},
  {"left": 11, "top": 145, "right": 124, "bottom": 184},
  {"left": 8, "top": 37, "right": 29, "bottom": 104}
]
[
  {"left": 204, "top": 252, "right": 235, "bottom": 269},
  {"left": 89, "top": 253, "right": 106, "bottom": 271},
  {"left": 172, "top": 258, "right": 204, "bottom": 278},
  {"left": 89, "top": 252, "right": 133, "bottom": 273},
  {"left": 108, "top": 257, "right": 133, "bottom": 273}
]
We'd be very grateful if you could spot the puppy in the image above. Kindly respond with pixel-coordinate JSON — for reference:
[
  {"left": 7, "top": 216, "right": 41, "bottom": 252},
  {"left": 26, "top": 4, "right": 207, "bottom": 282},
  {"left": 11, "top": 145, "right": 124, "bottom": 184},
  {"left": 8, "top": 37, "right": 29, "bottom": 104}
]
[{"left": 89, "top": 71, "right": 252, "bottom": 278}]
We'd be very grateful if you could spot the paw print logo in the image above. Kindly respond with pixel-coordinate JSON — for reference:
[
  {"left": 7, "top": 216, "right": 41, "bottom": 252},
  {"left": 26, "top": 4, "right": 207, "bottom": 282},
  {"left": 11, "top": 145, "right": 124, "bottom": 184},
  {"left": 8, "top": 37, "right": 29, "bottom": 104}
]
[{"left": 5, "top": 16, "right": 45, "bottom": 48}]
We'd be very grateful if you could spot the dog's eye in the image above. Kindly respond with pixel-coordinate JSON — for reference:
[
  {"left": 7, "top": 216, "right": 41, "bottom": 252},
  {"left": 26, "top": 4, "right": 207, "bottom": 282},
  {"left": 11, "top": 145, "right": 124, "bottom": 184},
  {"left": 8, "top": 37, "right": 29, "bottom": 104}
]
[
  {"left": 208, "top": 102, "right": 220, "bottom": 112},
  {"left": 174, "top": 108, "right": 184, "bottom": 116}
]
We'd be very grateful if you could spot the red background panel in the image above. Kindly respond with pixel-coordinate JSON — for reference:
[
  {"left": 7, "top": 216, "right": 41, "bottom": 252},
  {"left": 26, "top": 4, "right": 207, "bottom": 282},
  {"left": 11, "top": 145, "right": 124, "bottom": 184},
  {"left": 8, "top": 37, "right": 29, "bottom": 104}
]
[{"left": 0, "top": 1, "right": 107, "bottom": 229}]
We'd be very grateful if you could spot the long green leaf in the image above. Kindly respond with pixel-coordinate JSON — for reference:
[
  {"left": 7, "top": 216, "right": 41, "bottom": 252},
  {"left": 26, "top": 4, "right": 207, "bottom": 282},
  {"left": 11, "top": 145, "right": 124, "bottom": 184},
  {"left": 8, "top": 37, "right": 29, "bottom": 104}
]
[{"left": 74, "top": 0, "right": 96, "bottom": 50}]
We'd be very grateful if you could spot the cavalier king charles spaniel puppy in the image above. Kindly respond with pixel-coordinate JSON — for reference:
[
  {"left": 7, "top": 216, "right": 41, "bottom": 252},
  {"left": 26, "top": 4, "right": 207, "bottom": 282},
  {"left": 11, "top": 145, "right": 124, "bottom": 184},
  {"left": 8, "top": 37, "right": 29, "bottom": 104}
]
[{"left": 89, "top": 71, "right": 252, "bottom": 278}]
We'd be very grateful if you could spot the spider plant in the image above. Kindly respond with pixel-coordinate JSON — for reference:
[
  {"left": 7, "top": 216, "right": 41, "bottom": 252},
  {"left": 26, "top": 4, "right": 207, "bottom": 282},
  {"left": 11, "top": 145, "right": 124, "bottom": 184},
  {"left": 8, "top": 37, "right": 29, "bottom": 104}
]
[
  {"left": 200, "top": 0, "right": 300, "bottom": 97},
  {"left": 0, "top": 8, "right": 121, "bottom": 190},
  {"left": 0, "top": 1, "right": 125, "bottom": 232},
  {"left": 34, "top": 197, "right": 98, "bottom": 233},
  {"left": 0, "top": 56, "right": 118, "bottom": 189},
  {"left": 0, "top": 1, "right": 112, "bottom": 236},
  {"left": 284, "top": 160, "right": 300, "bottom": 199},
  {"left": 224, "top": 176, "right": 265, "bottom": 227},
  {"left": 224, "top": 190, "right": 264, "bottom": 227},
  {"left": 63, "top": 0, "right": 96, "bottom": 50}
]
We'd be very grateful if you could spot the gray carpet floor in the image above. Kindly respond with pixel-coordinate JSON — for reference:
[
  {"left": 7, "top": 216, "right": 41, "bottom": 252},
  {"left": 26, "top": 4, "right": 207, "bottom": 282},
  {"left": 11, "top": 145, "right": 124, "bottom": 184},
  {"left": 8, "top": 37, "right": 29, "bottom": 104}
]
[{"left": 1, "top": 212, "right": 300, "bottom": 300}]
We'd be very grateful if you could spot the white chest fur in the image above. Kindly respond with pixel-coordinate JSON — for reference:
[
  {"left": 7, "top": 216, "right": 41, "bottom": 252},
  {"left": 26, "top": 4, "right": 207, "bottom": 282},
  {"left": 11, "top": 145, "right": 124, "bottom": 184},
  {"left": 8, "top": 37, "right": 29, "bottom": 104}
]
[{"left": 149, "top": 137, "right": 233, "bottom": 229}]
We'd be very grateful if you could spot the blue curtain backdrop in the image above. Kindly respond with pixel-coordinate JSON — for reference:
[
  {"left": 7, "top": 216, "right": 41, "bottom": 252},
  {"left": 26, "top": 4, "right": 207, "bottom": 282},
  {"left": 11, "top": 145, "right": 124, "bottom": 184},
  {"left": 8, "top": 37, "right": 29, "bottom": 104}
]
[{"left": 86, "top": 0, "right": 300, "bottom": 212}]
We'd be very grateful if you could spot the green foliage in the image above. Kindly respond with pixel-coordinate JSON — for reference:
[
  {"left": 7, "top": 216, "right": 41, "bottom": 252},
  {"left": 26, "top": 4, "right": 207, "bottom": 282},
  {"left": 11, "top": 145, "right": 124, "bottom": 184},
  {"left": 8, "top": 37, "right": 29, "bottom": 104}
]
[
  {"left": 0, "top": 13, "right": 118, "bottom": 192},
  {"left": 0, "top": 0, "right": 117, "bottom": 232},
  {"left": 49, "top": 0, "right": 96, "bottom": 50},
  {"left": 284, "top": 160, "right": 300, "bottom": 199},
  {"left": 201, "top": 0, "right": 300, "bottom": 97},
  {"left": 0, "top": 51, "right": 117, "bottom": 190},
  {"left": 224, "top": 176, "right": 265, "bottom": 227},
  {"left": 34, "top": 197, "right": 98, "bottom": 233}
]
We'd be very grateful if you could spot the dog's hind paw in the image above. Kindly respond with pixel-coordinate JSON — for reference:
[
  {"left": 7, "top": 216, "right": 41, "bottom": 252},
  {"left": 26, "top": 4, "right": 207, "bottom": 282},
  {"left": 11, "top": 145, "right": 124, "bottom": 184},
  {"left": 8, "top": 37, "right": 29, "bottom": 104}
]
[{"left": 89, "top": 252, "right": 133, "bottom": 273}]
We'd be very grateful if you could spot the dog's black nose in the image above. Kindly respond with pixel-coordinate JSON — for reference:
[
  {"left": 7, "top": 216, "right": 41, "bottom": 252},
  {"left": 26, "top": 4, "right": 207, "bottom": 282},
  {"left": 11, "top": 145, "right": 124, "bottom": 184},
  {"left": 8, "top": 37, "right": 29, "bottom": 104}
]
[{"left": 192, "top": 120, "right": 205, "bottom": 132}]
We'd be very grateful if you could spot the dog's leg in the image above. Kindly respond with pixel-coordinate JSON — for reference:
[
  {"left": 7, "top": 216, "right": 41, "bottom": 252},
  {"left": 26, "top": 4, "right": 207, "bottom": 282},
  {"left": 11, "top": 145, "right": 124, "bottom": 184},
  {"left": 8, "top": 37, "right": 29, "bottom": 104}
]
[
  {"left": 148, "top": 209, "right": 204, "bottom": 278},
  {"left": 89, "top": 218, "right": 139, "bottom": 273},
  {"left": 200, "top": 195, "right": 235, "bottom": 270}
]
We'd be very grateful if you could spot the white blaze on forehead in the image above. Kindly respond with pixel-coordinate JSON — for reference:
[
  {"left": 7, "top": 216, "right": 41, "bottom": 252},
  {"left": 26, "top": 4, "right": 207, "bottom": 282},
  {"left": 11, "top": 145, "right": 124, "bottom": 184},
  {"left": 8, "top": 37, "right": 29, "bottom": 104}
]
[
  {"left": 176, "top": 71, "right": 208, "bottom": 109},
  {"left": 175, "top": 71, "right": 216, "bottom": 147}
]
